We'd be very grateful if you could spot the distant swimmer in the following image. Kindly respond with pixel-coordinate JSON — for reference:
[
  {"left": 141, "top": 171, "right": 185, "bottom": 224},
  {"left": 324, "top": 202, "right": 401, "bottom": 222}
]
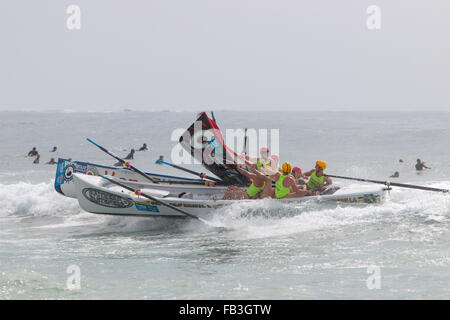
[
  {"left": 399, "top": 159, "right": 404, "bottom": 163},
  {"left": 33, "top": 154, "right": 40, "bottom": 164},
  {"left": 50, "top": 146, "right": 57, "bottom": 152},
  {"left": 415, "top": 158, "right": 431, "bottom": 171},
  {"left": 28, "top": 147, "right": 38, "bottom": 157},
  {"left": 390, "top": 171, "right": 400, "bottom": 178},
  {"left": 124, "top": 149, "right": 135, "bottom": 160},
  {"left": 138, "top": 143, "right": 148, "bottom": 151},
  {"left": 156, "top": 155, "right": 164, "bottom": 164},
  {"left": 46, "top": 158, "right": 57, "bottom": 165}
]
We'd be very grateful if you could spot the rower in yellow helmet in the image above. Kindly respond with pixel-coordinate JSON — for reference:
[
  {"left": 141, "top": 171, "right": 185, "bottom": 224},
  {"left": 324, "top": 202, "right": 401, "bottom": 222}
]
[
  {"left": 303, "top": 160, "right": 333, "bottom": 195},
  {"left": 257, "top": 161, "right": 308, "bottom": 199}
]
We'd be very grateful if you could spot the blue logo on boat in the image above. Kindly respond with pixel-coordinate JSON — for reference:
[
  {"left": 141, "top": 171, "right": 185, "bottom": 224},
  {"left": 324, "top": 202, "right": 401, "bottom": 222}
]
[{"left": 135, "top": 203, "right": 160, "bottom": 213}]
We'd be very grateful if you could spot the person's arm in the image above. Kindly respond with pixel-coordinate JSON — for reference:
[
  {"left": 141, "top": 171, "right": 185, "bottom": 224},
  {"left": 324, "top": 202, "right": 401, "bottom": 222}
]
[
  {"left": 303, "top": 169, "right": 315, "bottom": 177},
  {"left": 236, "top": 164, "right": 257, "bottom": 180},
  {"left": 287, "top": 177, "right": 301, "bottom": 193}
]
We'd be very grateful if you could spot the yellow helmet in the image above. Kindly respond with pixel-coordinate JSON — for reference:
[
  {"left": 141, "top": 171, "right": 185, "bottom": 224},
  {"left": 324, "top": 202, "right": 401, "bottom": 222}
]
[
  {"left": 282, "top": 162, "right": 292, "bottom": 174},
  {"left": 316, "top": 160, "right": 327, "bottom": 170}
]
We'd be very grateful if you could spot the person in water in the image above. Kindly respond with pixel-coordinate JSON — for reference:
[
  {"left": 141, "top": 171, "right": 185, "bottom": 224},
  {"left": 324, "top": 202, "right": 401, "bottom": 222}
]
[
  {"left": 46, "top": 158, "right": 57, "bottom": 165},
  {"left": 415, "top": 158, "right": 430, "bottom": 171},
  {"left": 33, "top": 154, "right": 40, "bottom": 164},
  {"left": 124, "top": 149, "right": 135, "bottom": 160},
  {"left": 303, "top": 161, "right": 332, "bottom": 195},
  {"left": 28, "top": 147, "right": 38, "bottom": 157},
  {"left": 50, "top": 146, "right": 57, "bottom": 152},
  {"left": 138, "top": 143, "right": 148, "bottom": 151},
  {"left": 155, "top": 155, "right": 164, "bottom": 164},
  {"left": 222, "top": 163, "right": 268, "bottom": 200},
  {"left": 259, "top": 162, "right": 308, "bottom": 199},
  {"left": 390, "top": 171, "right": 400, "bottom": 178}
]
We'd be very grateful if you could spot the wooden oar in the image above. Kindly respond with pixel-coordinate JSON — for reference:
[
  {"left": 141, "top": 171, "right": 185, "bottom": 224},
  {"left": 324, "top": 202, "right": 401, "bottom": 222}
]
[
  {"left": 99, "top": 174, "right": 204, "bottom": 221},
  {"left": 87, "top": 138, "right": 158, "bottom": 184},
  {"left": 156, "top": 159, "right": 223, "bottom": 184},
  {"left": 325, "top": 174, "right": 449, "bottom": 193}
]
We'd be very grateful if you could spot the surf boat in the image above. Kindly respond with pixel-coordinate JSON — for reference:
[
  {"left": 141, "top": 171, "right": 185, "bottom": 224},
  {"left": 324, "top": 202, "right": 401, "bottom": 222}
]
[
  {"left": 54, "top": 158, "right": 212, "bottom": 198},
  {"left": 72, "top": 173, "right": 388, "bottom": 218}
]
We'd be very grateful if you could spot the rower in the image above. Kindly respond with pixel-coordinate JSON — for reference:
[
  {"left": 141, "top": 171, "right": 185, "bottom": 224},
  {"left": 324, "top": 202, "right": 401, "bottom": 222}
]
[
  {"left": 256, "top": 147, "right": 273, "bottom": 171},
  {"left": 292, "top": 166, "right": 306, "bottom": 185},
  {"left": 222, "top": 163, "right": 267, "bottom": 200},
  {"left": 303, "top": 161, "right": 332, "bottom": 195},
  {"left": 259, "top": 162, "right": 307, "bottom": 199}
]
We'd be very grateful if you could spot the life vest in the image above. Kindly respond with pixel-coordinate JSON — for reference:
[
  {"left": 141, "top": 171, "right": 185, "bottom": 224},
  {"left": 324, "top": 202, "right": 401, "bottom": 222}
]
[
  {"left": 306, "top": 171, "right": 325, "bottom": 190},
  {"left": 275, "top": 174, "right": 292, "bottom": 199},
  {"left": 246, "top": 181, "right": 266, "bottom": 198},
  {"left": 256, "top": 158, "right": 271, "bottom": 170}
]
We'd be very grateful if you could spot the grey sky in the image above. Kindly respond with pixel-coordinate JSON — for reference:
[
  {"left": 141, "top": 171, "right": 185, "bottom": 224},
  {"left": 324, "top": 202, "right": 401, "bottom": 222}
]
[{"left": 0, "top": 0, "right": 449, "bottom": 111}]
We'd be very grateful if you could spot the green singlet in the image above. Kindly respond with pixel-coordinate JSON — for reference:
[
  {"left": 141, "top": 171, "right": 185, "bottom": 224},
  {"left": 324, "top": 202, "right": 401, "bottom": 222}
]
[
  {"left": 256, "top": 158, "right": 271, "bottom": 170},
  {"left": 275, "top": 174, "right": 291, "bottom": 199},
  {"left": 306, "top": 171, "right": 325, "bottom": 190},
  {"left": 246, "top": 181, "right": 266, "bottom": 198}
]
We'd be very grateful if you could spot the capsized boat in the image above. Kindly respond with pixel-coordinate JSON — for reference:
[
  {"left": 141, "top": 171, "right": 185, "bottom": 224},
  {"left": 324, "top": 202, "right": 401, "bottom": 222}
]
[
  {"left": 54, "top": 158, "right": 211, "bottom": 198},
  {"left": 73, "top": 173, "right": 388, "bottom": 218}
]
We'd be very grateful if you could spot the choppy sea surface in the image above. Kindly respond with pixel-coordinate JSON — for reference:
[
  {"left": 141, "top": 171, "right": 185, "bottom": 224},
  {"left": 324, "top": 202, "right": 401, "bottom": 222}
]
[{"left": 0, "top": 110, "right": 449, "bottom": 299}]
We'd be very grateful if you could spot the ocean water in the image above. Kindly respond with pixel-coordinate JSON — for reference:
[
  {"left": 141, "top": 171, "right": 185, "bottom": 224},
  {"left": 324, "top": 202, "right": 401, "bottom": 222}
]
[{"left": 0, "top": 110, "right": 449, "bottom": 299}]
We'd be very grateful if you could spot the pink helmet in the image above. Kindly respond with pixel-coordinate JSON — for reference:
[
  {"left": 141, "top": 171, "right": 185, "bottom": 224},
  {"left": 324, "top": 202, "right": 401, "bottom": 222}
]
[
  {"left": 292, "top": 166, "right": 302, "bottom": 175},
  {"left": 260, "top": 147, "right": 270, "bottom": 154}
]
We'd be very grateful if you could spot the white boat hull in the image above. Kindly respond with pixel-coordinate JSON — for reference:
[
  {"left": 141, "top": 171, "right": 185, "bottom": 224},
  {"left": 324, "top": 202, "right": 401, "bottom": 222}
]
[
  {"left": 54, "top": 158, "right": 211, "bottom": 199},
  {"left": 73, "top": 174, "right": 388, "bottom": 218}
]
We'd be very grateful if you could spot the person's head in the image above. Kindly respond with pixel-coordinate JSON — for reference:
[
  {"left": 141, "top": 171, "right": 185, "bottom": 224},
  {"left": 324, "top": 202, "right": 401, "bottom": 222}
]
[
  {"left": 315, "top": 160, "right": 327, "bottom": 173},
  {"left": 32, "top": 147, "right": 36, "bottom": 150},
  {"left": 416, "top": 158, "right": 421, "bottom": 163},
  {"left": 143, "top": 143, "right": 147, "bottom": 147},
  {"left": 292, "top": 166, "right": 302, "bottom": 179},
  {"left": 260, "top": 147, "right": 270, "bottom": 160},
  {"left": 281, "top": 162, "right": 292, "bottom": 175},
  {"left": 131, "top": 149, "right": 135, "bottom": 153},
  {"left": 159, "top": 155, "right": 164, "bottom": 160},
  {"left": 394, "top": 171, "right": 399, "bottom": 177},
  {"left": 399, "top": 159, "right": 403, "bottom": 163}
]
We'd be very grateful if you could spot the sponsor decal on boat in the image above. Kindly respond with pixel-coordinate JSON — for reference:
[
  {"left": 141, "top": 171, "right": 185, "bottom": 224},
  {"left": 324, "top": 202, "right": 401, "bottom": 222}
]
[
  {"left": 134, "top": 202, "right": 160, "bottom": 213},
  {"left": 334, "top": 193, "right": 381, "bottom": 203},
  {"left": 82, "top": 188, "right": 133, "bottom": 208}
]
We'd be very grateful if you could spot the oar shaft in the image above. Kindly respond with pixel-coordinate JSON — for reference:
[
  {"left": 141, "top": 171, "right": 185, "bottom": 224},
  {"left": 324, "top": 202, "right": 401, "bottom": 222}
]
[
  {"left": 87, "top": 138, "right": 157, "bottom": 183},
  {"left": 156, "top": 160, "right": 222, "bottom": 183},
  {"left": 99, "top": 175, "right": 200, "bottom": 220},
  {"left": 326, "top": 174, "right": 449, "bottom": 193}
]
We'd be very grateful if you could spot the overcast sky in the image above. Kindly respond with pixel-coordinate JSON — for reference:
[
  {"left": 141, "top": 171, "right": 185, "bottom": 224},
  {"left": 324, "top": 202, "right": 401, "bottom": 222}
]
[{"left": 0, "top": 1, "right": 449, "bottom": 112}]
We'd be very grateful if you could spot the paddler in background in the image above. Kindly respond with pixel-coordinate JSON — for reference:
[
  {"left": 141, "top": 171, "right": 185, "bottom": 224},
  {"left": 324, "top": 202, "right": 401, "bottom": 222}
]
[
  {"left": 243, "top": 147, "right": 278, "bottom": 175},
  {"left": 303, "top": 161, "right": 332, "bottom": 195}
]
